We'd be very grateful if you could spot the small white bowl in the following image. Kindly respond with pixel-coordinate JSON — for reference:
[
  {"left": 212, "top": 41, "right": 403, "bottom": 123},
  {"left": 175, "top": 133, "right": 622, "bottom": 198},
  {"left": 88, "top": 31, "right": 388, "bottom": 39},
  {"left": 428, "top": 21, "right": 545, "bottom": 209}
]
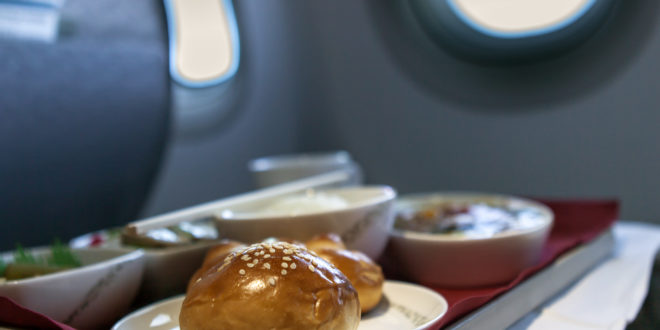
[
  {"left": 389, "top": 192, "right": 553, "bottom": 288},
  {"left": 0, "top": 247, "right": 144, "bottom": 329},
  {"left": 70, "top": 231, "right": 219, "bottom": 304},
  {"left": 214, "top": 185, "right": 397, "bottom": 259},
  {"left": 134, "top": 241, "right": 219, "bottom": 303},
  {"left": 248, "top": 150, "right": 363, "bottom": 188}
]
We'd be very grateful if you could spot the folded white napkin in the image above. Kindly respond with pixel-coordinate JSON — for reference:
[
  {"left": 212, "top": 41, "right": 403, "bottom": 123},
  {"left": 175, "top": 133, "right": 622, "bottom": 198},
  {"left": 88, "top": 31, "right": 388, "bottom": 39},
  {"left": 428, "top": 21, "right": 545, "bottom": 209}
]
[{"left": 510, "top": 222, "right": 660, "bottom": 330}]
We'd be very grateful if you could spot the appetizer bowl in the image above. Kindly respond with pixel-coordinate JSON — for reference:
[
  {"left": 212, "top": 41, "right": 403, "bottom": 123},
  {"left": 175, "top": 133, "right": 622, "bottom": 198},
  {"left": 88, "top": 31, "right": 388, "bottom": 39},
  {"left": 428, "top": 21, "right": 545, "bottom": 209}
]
[
  {"left": 132, "top": 241, "right": 219, "bottom": 303},
  {"left": 70, "top": 224, "right": 220, "bottom": 304},
  {"left": 389, "top": 192, "right": 553, "bottom": 288},
  {"left": 0, "top": 247, "right": 144, "bottom": 329},
  {"left": 214, "top": 185, "right": 397, "bottom": 259}
]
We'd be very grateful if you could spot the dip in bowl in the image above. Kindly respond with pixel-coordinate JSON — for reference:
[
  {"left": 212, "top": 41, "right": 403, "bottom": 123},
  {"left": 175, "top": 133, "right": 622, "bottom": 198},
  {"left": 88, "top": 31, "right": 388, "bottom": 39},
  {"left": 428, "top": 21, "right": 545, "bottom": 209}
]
[
  {"left": 214, "top": 185, "right": 397, "bottom": 259},
  {"left": 390, "top": 192, "right": 553, "bottom": 288}
]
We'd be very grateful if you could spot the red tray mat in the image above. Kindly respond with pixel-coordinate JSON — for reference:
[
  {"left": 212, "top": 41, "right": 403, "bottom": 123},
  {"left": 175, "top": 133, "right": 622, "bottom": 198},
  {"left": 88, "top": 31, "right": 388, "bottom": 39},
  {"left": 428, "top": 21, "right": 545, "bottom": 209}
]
[
  {"left": 0, "top": 296, "right": 75, "bottom": 330},
  {"left": 381, "top": 199, "right": 619, "bottom": 329}
]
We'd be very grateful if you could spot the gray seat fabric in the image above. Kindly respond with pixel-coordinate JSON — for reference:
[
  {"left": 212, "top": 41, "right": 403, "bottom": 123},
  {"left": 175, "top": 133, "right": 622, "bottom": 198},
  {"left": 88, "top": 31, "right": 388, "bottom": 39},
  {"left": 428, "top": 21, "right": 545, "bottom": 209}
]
[{"left": 0, "top": 0, "right": 170, "bottom": 250}]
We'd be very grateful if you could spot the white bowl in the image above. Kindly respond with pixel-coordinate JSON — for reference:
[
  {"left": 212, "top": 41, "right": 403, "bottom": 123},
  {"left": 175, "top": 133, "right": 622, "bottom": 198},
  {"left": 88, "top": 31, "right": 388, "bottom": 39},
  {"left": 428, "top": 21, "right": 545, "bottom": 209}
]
[
  {"left": 389, "top": 192, "right": 553, "bottom": 288},
  {"left": 133, "top": 241, "right": 219, "bottom": 303},
  {"left": 70, "top": 231, "right": 219, "bottom": 304},
  {"left": 214, "top": 185, "right": 397, "bottom": 259},
  {"left": 0, "top": 247, "right": 144, "bottom": 329},
  {"left": 248, "top": 150, "right": 363, "bottom": 188}
]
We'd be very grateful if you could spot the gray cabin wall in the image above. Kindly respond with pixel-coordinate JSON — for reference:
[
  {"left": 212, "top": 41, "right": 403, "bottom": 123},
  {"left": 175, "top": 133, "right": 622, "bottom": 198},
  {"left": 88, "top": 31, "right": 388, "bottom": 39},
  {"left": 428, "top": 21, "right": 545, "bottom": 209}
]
[
  {"left": 291, "top": 0, "right": 660, "bottom": 222},
  {"left": 142, "top": 0, "right": 304, "bottom": 216},
  {"left": 145, "top": 0, "right": 659, "bottom": 223}
]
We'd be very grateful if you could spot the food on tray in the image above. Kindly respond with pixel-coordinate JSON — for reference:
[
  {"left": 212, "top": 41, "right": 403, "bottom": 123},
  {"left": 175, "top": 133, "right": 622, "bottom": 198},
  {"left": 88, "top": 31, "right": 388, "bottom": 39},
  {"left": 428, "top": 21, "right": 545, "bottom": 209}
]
[
  {"left": 199, "top": 240, "right": 246, "bottom": 272},
  {"left": 184, "top": 234, "right": 385, "bottom": 325},
  {"left": 305, "top": 232, "right": 346, "bottom": 251},
  {"left": 306, "top": 234, "right": 384, "bottom": 313},
  {"left": 180, "top": 241, "right": 360, "bottom": 330},
  {"left": 395, "top": 200, "right": 548, "bottom": 239},
  {"left": 261, "top": 236, "right": 306, "bottom": 247},
  {"left": 120, "top": 218, "right": 218, "bottom": 248},
  {"left": 186, "top": 239, "right": 246, "bottom": 291},
  {"left": 0, "top": 240, "right": 82, "bottom": 281}
]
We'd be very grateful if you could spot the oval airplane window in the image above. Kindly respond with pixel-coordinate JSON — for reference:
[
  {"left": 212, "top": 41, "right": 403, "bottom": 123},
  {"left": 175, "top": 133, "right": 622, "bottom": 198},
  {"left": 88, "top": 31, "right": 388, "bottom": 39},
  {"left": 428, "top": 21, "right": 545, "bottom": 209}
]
[
  {"left": 163, "top": 0, "right": 242, "bottom": 137},
  {"left": 165, "top": 0, "right": 240, "bottom": 88},
  {"left": 410, "top": 0, "right": 617, "bottom": 62}
]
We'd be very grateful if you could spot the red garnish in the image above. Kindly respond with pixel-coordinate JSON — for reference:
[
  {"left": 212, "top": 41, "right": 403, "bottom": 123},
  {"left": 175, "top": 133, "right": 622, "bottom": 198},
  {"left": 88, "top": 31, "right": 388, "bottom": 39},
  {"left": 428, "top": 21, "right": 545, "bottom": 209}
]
[{"left": 89, "top": 234, "right": 105, "bottom": 247}]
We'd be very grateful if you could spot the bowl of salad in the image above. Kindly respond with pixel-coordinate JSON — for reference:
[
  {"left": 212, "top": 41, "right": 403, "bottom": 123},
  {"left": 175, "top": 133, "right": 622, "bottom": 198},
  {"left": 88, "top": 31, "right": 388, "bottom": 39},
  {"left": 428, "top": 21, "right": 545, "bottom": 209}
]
[
  {"left": 0, "top": 241, "right": 144, "bottom": 329},
  {"left": 70, "top": 218, "right": 221, "bottom": 304},
  {"left": 389, "top": 192, "right": 553, "bottom": 288}
]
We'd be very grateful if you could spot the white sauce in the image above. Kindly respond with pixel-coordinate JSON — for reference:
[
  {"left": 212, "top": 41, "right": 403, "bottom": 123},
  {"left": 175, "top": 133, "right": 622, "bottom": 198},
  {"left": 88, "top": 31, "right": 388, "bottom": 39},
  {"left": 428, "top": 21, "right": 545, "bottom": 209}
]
[{"left": 260, "top": 192, "right": 349, "bottom": 217}]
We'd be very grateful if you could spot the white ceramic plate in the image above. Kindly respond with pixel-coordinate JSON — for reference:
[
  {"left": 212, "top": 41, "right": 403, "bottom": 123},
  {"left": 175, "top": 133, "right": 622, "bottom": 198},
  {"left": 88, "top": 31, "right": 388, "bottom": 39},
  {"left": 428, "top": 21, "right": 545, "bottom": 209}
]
[{"left": 112, "top": 280, "right": 448, "bottom": 330}]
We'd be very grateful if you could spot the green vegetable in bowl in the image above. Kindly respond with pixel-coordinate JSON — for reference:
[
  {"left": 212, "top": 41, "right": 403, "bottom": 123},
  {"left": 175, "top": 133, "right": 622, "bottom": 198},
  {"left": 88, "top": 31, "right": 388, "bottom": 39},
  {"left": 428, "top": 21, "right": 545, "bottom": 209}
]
[
  {"left": 1, "top": 240, "right": 82, "bottom": 281},
  {"left": 48, "top": 239, "right": 82, "bottom": 268},
  {"left": 13, "top": 244, "right": 38, "bottom": 264}
]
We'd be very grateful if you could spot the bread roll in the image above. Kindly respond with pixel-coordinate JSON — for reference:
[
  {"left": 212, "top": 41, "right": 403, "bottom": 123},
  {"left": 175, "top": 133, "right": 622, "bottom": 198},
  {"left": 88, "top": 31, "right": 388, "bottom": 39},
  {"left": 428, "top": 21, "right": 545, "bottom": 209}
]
[
  {"left": 187, "top": 240, "right": 246, "bottom": 292},
  {"left": 180, "top": 241, "right": 360, "bottom": 330},
  {"left": 261, "top": 236, "right": 306, "bottom": 248},
  {"left": 305, "top": 233, "right": 346, "bottom": 251},
  {"left": 306, "top": 234, "right": 384, "bottom": 313},
  {"left": 200, "top": 240, "right": 246, "bottom": 272},
  {"left": 312, "top": 248, "right": 384, "bottom": 313}
]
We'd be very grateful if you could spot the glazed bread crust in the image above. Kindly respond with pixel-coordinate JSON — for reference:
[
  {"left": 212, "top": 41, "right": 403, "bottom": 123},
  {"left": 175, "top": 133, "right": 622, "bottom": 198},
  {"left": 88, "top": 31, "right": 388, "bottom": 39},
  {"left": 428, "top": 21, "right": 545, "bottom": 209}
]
[
  {"left": 305, "top": 233, "right": 347, "bottom": 251},
  {"left": 186, "top": 240, "right": 246, "bottom": 292},
  {"left": 180, "top": 242, "right": 360, "bottom": 330},
  {"left": 306, "top": 236, "right": 384, "bottom": 313}
]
